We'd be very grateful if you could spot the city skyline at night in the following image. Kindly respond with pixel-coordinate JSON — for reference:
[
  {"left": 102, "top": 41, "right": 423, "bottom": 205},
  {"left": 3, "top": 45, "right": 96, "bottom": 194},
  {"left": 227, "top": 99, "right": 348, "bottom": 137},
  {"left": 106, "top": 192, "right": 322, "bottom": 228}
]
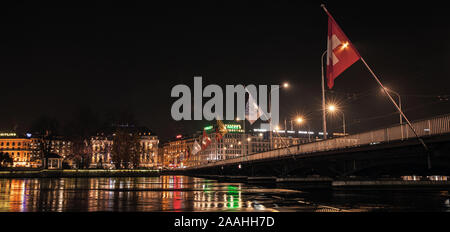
[
  {"left": 0, "top": 2, "right": 448, "bottom": 141},
  {"left": 2, "top": 2, "right": 450, "bottom": 226}
]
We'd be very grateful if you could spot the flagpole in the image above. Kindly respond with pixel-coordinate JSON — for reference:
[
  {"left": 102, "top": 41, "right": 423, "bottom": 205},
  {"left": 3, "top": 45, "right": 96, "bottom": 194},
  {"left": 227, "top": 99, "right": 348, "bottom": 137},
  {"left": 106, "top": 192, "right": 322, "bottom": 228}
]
[
  {"left": 321, "top": 50, "right": 328, "bottom": 140},
  {"left": 320, "top": 4, "right": 431, "bottom": 169}
]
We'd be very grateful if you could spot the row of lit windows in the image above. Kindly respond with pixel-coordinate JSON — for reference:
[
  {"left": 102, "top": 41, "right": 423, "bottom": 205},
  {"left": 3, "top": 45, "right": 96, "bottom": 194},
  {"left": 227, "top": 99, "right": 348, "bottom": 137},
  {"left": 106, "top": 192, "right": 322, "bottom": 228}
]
[
  {"left": 2, "top": 151, "right": 30, "bottom": 157},
  {"left": 0, "top": 142, "right": 30, "bottom": 147}
]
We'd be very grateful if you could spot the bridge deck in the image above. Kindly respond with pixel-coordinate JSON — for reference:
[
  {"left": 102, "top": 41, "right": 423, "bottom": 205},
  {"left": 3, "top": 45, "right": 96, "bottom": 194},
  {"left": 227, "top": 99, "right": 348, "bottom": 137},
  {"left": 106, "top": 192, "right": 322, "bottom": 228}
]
[{"left": 186, "top": 114, "right": 450, "bottom": 170}]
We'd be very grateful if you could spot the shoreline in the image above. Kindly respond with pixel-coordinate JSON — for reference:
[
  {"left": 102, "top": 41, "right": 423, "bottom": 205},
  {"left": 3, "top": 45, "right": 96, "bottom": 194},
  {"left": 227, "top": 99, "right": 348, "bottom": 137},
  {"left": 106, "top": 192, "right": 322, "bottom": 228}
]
[{"left": 0, "top": 169, "right": 160, "bottom": 178}]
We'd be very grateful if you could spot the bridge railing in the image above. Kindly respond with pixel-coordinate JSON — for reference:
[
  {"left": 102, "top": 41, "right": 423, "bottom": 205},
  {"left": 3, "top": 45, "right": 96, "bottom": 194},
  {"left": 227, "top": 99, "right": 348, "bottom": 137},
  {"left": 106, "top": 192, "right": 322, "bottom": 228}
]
[{"left": 187, "top": 114, "right": 450, "bottom": 169}]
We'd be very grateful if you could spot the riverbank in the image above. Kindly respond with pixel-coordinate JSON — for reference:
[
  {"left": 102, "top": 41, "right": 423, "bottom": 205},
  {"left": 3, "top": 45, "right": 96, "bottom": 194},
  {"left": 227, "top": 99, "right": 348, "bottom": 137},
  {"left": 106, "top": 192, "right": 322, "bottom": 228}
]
[{"left": 0, "top": 169, "right": 160, "bottom": 178}]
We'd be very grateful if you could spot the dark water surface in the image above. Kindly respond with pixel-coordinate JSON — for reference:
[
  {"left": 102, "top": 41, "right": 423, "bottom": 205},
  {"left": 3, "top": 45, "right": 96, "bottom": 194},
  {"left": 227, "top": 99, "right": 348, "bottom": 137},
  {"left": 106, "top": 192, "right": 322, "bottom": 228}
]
[{"left": 1, "top": 176, "right": 449, "bottom": 212}]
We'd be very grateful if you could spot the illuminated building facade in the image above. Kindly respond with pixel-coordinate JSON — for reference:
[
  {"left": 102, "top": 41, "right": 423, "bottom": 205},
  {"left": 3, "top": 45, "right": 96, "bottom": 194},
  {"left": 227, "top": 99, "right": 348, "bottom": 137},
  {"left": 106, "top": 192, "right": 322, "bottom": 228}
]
[
  {"left": 30, "top": 137, "right": 73, "bottom": 160},
  {"left": 90, "top": 131, "right": 159, "bottom": 168},
  {"left": 162, "top": 136, "right": 196, "bottom": 168},
  {"left": 0, "top": 133, "right": 33, "bottom": 167},
  {"left": 163, "top": 123, "right": 306, "bottom": 168}
]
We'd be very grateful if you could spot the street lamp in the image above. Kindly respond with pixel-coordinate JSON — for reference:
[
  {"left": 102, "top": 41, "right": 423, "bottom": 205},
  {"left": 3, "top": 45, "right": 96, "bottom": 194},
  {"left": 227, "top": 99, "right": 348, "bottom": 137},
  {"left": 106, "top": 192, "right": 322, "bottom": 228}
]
[
  {"left": 269, "top": 82, "right": 289, "bottom": 150},
  {"left": 236, "top": 117, "right": 247, "bottom": 158},
  {"left": 321, "top": 51, "right": 328, "bottom": 139},
  {"left": 293, "top": 116, "right": 311, "bottom": 142},
  {"left": 327, "top": 104, "right": 346, "bottom": 136},
  {"left": 381, "top": 87, "right": 403, "bottom": 140}
]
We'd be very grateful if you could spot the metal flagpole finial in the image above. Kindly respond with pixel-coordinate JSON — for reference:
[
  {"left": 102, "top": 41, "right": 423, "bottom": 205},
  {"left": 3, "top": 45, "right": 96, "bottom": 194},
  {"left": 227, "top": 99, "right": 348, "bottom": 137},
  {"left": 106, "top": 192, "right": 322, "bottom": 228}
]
[{"left": 320, "top": 4, "right": 331, "bottom": 16}]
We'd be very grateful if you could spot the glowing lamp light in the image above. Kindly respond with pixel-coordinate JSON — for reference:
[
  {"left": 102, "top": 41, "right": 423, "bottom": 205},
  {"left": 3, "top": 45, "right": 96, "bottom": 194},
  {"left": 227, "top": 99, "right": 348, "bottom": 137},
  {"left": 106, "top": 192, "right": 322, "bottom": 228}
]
[
  {"left": 342, "top": 42, "right": 349, "bottom": 49},
  {"left": 328, "top": 105, "right": 336, "bottom": 112}
]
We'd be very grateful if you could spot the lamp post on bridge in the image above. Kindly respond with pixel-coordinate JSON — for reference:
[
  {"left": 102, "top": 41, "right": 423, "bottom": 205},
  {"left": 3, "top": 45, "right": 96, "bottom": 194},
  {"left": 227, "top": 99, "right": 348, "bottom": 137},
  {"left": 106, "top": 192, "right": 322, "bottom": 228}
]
[
  {"left": 268, "top": 82, "right": 289, "bottom": 150},
  {"left": 288, "top": 116, "right": 311, "bottom": 142},
  {"left": 327, "top": 104, "right": 346, "bottom": 136},
  {"left": 381, "top": 87, "right": 403, "bottom": 140}
]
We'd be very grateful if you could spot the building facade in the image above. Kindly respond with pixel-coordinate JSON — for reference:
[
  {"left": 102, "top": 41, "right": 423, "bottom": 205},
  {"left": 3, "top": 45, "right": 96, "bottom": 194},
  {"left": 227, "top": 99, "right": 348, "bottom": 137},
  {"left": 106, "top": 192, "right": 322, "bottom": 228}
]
[
  {"left": 161, "top": 136, "right": 196, "bottom": 168},
  {"left": 30, "top": 136, "right": 73, "bottom": 164},
  {"left": 0, "top": 133, "right": 33, "bottom": 167},
  {"left": 162, "top": 122, "right": 308, "bottom": 168},
  {"left": 90, "top": 131, "right": 159, "bottom": 169}
]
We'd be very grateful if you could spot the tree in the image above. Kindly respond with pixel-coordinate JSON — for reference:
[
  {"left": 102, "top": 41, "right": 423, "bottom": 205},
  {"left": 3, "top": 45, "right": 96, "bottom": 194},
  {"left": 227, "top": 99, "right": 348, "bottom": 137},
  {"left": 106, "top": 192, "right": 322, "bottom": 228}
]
[
  {"left": 69, "top": 138, "right": 92, "bottom": 169},
  {"left": 29, "top": 115, "right": 61, "bottom": 168},
  {"left": 63, "top": 107, "right": 99, "bottom": 169},
  {"left": 111, "top": 130, "right": 141, "bottom": 169},
  {"left": 0, "top": 152, "right": 13, "bottom": 168}
]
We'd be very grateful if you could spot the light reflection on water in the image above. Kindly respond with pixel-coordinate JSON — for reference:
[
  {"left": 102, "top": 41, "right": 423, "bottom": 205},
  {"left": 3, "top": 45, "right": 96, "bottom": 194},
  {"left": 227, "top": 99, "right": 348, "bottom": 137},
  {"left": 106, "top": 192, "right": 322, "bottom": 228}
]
[
  {"left": 0, "top": 176, "right": 286, "bottom": 212},
  {"left": 1, "top": 176, "right": 450, "bottom": 212}
]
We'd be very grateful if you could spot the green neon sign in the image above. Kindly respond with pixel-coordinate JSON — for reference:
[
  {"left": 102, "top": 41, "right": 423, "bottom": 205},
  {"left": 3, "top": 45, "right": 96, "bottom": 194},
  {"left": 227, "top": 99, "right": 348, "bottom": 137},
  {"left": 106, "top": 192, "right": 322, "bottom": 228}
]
[{"left": 225, "top": 124, "right": 241, "bottom": 130}]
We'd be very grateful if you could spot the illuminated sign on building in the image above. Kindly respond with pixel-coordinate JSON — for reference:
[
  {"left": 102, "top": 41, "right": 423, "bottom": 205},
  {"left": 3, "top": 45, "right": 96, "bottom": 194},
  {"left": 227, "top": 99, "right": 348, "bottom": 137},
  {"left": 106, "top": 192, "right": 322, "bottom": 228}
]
[
  {"left": 203, "top": 124, "right": 243, "bottom": 133},
  {"left": 204, "top": 126, "right": 213, "bottom": 131},
  {"left": 176, "top": 134, "right": 183, "bottom": 139},
  {"left": 225, "top": 124, "right": 241, "bottom": 130},
  {"left": 0, "top": 133, "right": 16, "bottom": 137}
]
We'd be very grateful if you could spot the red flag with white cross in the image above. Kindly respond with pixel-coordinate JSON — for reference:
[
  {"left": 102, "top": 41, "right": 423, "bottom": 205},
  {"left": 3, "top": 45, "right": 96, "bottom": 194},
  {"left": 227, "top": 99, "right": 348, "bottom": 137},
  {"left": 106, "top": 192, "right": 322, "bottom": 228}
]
[
  {"left": 201, "top": 130, "right": 211, "bottom": 150},
  {"left": 326, "top": 14, "right": 361, "bottom": 89}
]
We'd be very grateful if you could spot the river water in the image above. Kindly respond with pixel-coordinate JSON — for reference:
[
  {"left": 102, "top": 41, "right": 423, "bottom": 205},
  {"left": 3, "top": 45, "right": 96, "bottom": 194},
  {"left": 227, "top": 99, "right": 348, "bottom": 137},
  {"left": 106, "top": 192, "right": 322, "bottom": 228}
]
[{"left": 0, "top": 175, "right": 449, "bottom": 212}]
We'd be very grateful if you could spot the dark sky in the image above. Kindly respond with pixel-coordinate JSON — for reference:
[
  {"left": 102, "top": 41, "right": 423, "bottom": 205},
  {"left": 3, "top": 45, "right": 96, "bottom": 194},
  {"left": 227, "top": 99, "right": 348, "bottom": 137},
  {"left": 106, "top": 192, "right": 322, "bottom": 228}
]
[{"left": 1, "top": 1, "right": 449, "bottom": 141}]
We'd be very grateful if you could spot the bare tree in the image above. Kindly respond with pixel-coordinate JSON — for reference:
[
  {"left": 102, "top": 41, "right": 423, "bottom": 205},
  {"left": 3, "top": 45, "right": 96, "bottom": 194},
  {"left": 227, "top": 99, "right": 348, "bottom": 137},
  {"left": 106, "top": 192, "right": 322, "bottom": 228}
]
[
  {"left": 0, "top": 152, "right": 13, "bottom": 168},
  {"left": 63, "top": 107, "right": 99, "bottom": 169},
  {"left": 111, "top": 130, "right": 141, "bottom": 169}
]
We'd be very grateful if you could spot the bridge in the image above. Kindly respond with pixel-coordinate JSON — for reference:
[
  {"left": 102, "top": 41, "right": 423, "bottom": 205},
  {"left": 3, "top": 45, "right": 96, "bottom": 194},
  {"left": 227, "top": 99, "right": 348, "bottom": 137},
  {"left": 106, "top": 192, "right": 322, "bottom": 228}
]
[{"left": 183, "top": 114, "right": 450, "bottom": 178}]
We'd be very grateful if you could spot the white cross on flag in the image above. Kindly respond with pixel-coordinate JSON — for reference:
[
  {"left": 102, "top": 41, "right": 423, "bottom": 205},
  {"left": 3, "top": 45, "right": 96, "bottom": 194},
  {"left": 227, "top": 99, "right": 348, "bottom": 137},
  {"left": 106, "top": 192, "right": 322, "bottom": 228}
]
[
  {"left": 245, "top": 88, "right": 264, "bottom": 125},
  {"left": 191, "top": 140, "right": 202, "bottom": 155}
]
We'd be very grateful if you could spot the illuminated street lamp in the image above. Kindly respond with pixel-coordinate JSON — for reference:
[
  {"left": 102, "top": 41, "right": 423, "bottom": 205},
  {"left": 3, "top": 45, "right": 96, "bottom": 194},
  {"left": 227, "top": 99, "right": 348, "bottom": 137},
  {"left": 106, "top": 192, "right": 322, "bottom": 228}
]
[
  {"left": 236, "top": 117, "right": 247, "bottom": 158},
  {"left": 327, "top": 104, "right": 346, "bottom": 136},
  {"left": 381, "top": 87, "right": 403, "bottom": 140},
  {"left": 269, "top": 83, "right": 289, "bottom": 150},
  {"left": 293, "top": 116, "right": 311, "bottom": 142}
]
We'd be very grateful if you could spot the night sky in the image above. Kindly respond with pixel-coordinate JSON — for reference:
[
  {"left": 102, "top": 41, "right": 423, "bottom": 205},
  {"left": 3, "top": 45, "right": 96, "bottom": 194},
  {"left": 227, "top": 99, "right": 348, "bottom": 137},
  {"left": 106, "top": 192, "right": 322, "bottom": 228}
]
[{"left": 1, "top": 1, "right": 449, "bottom": 142}]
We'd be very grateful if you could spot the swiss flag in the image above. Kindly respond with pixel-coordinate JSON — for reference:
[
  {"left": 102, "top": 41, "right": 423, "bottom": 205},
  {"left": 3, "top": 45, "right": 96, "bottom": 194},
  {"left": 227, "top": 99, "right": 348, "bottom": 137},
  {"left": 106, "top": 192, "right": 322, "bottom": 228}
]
[
  {"left": 201, "top": 130, "right": 211, "bottom": 150},
  {"left": 326, "top": 14, "right": 361, "bottom": 89}
]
